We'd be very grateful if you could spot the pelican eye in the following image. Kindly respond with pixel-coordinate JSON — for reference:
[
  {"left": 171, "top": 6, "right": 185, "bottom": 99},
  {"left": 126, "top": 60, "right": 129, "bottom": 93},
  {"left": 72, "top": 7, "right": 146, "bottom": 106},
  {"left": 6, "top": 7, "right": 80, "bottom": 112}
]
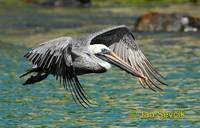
[{"left": 101, "top": 48, "right": 110, "bottom": 54}]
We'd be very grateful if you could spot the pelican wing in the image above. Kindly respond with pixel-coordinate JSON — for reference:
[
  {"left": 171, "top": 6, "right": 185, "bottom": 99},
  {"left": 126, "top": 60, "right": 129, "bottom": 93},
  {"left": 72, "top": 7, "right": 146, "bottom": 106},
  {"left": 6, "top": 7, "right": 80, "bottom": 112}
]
[
  {"left": 89, "top": 25, "right": 167, "bottom": 91},
  {"left": 24, "top": 37, "right": 91, "bottom": 108}
]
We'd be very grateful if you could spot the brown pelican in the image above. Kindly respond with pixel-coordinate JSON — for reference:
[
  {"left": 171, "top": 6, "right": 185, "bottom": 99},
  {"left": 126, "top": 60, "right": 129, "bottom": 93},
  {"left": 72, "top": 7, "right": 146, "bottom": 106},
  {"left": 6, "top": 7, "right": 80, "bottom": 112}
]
[{"left": 20, "top": 25, "right": 167, "bottom": 108}]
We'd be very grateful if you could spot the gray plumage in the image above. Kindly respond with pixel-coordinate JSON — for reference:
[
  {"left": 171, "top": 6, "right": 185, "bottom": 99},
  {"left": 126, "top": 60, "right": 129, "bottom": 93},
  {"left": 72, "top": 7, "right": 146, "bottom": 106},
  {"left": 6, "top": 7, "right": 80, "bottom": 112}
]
[{"left": 20, "top": 25, "right": 167, "bottom": 108}]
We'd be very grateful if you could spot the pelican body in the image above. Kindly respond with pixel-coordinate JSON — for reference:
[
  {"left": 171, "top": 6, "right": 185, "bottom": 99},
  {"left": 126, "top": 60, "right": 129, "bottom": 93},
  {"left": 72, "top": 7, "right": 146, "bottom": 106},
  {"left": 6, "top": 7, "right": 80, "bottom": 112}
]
[{"left": 20, "top": 25, "right": 167, "bottom": 108}]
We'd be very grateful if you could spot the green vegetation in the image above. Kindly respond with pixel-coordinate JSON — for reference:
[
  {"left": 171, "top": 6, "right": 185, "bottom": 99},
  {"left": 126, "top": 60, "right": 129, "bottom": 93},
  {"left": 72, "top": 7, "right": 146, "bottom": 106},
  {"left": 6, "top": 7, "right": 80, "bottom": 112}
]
[
  {"left": 93, "top": 0, "right": 199, "bottom": 6},
  {"left": 0, "top": 0, "right": 199, "bottom": 9}
]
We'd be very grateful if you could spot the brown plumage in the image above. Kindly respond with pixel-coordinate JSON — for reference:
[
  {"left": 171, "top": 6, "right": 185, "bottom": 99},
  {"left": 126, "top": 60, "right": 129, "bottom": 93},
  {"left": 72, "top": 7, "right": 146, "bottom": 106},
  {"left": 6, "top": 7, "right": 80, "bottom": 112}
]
[{"left": 20, "top": 25, "right": 167, "bottom": 108}]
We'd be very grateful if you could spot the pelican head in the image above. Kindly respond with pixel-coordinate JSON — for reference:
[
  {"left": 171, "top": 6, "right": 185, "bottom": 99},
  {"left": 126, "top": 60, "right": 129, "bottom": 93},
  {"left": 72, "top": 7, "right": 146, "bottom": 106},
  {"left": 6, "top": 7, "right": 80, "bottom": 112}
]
[{"left": 89, "top": 44, "right": 145, "bottom": 79}]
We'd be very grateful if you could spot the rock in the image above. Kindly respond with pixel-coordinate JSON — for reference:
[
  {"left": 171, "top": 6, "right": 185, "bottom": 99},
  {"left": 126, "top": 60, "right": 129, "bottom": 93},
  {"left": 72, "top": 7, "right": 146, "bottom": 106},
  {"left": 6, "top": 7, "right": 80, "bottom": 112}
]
[
  {"left": 24, "top": 0, "right": 92, "bottom": 7},
  {"left": 181, "top": 16, "right": 200, "bottom": 32},
  {"left": 134, "top": 12, "right": 200, "bottom": 32}
]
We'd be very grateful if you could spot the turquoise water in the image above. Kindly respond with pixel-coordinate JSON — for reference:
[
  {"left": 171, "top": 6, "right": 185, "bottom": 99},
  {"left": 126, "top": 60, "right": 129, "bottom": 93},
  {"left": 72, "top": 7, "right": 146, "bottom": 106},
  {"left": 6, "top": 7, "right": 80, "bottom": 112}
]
[
  {"left": 0, "top": 32, "right": 200, "bottom": 127},
  {"left": 0, "top": 4, "right": 200, "bottom": 127}
]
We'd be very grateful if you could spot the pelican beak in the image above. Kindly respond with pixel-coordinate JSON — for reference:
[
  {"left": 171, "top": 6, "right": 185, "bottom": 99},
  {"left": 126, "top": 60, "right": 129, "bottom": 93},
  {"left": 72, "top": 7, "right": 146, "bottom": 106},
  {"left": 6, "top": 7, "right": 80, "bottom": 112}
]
[{"left": 103, "top": 51, "right": 146, "bottom": 79}]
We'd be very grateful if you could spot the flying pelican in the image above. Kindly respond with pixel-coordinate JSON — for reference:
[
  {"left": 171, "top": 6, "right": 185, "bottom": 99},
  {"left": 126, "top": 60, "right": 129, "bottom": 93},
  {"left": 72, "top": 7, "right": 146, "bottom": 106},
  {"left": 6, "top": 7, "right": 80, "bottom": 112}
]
[{"left": 20, "top": 25, "right": 167, "bottom": 108}]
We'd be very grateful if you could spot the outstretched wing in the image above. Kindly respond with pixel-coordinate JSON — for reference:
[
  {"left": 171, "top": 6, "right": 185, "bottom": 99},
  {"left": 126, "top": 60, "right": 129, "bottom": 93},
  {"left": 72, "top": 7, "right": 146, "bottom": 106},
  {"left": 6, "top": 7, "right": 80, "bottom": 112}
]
[
  {"left": 24, "top": 37, "right": 91, "bottom": 108},
  {"left": 88, "top": 25, "right": 167, "bottom": 91}
]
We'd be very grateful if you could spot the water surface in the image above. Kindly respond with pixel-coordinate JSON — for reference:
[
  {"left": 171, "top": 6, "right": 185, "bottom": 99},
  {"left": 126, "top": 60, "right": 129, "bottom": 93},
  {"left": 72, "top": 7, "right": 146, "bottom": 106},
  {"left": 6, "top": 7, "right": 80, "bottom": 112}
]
[{"left": 0, "top": 5, "right": 200, "bottom": 128}]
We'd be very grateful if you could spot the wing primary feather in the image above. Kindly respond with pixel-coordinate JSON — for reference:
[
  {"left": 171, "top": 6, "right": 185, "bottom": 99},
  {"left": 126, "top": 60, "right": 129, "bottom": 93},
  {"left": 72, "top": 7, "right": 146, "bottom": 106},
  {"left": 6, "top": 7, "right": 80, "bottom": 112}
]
[
  {"left": 65, "top": 72, "right": 83, "bottom": 107},
  {"left": 141, "top": 63, "right": 163, "bottom": 91},
  {"left": 63, "top": 68, "right": 82, "bottom": 108},
  {"left": 32, "top": 53, "right": 39, "bottom": 64},
  {"left": 74, "top": 76, "right": 93, "bottom": 105},
  {"left": 67, "top": 67, "right": 89, "bottom": 108},
  {"left": 134, "top": 54, "right": 159, "bottom": 91},
  {"left": 143, "top": 79, "right": 156, "bottom": 92},
  {"left": 142, "top": 54, "right": 165, "bottom": 79},
  {"left": 148, "top": 78, "right": 163, "bottom": 91},
  {"left": 137, "top": 64, "right": 156, "bottom": 91},
  {"left": 66, "top": 76, "right": 81, "bottom": 107},
  {"left": 70, "top": 77, "right": 87, "bottom": 108},
  {"left": 70, "top": 65, "right": 91, "bottom": 107},
  {"left": 136, "top": 58, "right": 163, "bottom": 91},
  {"left": 143, "top": 62, "right": 168, "bottom": 86},
  {"left": 35, "top": 54, "right": 42, "bottom": 64},
  {"left": 71, "top": 76, "right": 89, "bottom": 107},
  {"left": 137, "top": 50, "right": 168, "bottom": 85},
  {"left": 65, "top": 74, "right": 79, "bottom": 105},
  {"left": 73, "top": 78, "right": 90, "bottom": 107},
  {"left": 42, "top": 50, "right": 51, "bottom": 68},
  {"left": 139, "top": 78, "right": 147, "bottom": 89}
]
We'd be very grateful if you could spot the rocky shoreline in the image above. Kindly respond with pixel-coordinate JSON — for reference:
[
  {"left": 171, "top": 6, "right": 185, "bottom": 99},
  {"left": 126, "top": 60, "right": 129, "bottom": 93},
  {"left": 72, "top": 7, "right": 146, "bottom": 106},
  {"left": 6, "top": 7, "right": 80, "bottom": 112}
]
[{"left": 134, "top": 12, "right": 200, "bottom": 32}]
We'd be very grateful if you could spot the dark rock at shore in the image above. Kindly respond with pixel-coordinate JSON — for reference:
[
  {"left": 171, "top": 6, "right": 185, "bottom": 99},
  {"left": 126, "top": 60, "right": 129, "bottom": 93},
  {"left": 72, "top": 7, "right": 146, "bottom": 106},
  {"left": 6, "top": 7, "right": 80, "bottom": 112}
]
[
  {"left": 24, "top": 0, "right": 92, "bottom": 7},
  {"left": 134, "top": 12, "right": 200, "bottom": 32}
]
